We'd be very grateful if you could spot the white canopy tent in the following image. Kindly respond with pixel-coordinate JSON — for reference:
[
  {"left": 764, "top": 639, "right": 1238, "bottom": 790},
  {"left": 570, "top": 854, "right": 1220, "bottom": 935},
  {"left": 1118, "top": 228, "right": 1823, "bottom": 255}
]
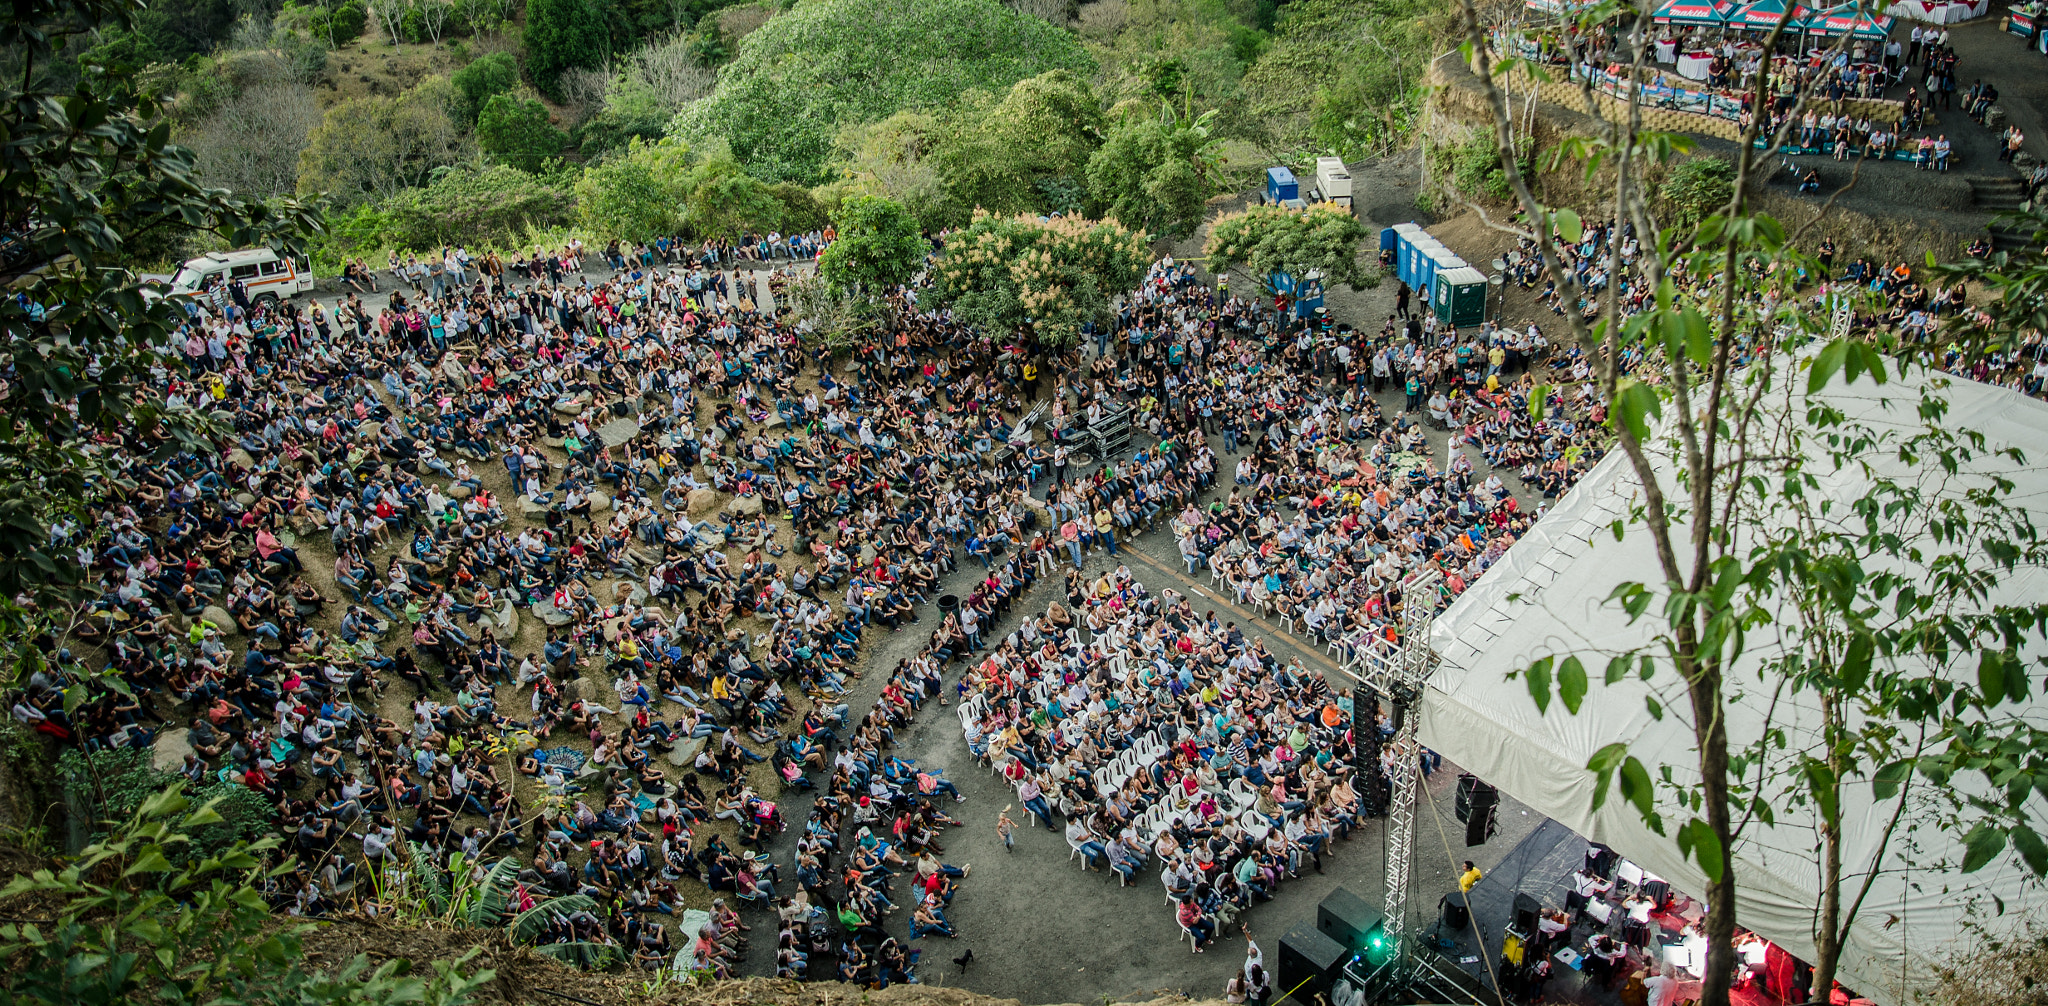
[{"left": 1418, "top": 366, "right": 2048, "bottom": 1006}]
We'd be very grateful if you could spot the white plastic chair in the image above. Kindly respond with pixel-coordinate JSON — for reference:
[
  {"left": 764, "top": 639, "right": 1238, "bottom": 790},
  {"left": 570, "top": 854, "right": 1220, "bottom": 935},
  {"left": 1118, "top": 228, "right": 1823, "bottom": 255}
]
[{"left": 1067, "top": 832, "right": 1092, "bottom": 869}]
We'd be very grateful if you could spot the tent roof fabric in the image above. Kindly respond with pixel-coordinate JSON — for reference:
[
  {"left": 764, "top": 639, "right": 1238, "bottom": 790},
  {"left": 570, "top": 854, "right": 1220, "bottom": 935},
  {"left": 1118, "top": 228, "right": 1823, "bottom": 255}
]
[
  {"left": 1806, "top": 2, "right": 1895, "bottom": 34},
  {"left": 1653, "top": 0, "right": 1735, "bottom": 24},
  {"left": 1728, "top": 0, "right": 1813, "bottom": 27},
  {"left": 1420, "top": 366, "right": 2048, "bottom": 1006}
]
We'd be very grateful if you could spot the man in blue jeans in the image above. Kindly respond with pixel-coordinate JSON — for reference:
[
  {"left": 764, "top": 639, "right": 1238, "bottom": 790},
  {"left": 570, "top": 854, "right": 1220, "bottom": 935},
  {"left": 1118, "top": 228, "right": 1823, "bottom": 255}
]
[{"left": 1018, "top": 774, "right": 1053, "bottom": 829}]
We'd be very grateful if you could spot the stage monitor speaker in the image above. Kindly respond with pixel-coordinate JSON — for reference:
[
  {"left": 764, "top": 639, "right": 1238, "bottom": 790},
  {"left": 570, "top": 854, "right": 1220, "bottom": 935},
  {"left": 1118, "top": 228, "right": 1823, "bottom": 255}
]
[
  {"left": 1511, "top": 892, "right": 1542, "bottom": 934},
  {"left": 1317, "top": 887, "right": 1385, "bottom": 951},
  {"left": 1439, "top": 891, "right": 1470, "bottom": 931},
  {"left": 1278, "top": 923, "right": 1349, "bottom": 1005}
]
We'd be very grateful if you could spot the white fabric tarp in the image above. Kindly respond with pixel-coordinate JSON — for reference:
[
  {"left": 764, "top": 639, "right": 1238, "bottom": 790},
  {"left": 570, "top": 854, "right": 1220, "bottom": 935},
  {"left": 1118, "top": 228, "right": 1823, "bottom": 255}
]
[{"left": 1420, "top": 366, "right": 2048, "bottom": 1006}]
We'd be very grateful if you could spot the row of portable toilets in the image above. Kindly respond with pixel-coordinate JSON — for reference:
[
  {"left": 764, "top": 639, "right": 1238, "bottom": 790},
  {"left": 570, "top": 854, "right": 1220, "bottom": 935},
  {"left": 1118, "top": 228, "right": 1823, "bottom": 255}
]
[{"left": 1380, "top": 223, "right": 1489, "bottom": 329}]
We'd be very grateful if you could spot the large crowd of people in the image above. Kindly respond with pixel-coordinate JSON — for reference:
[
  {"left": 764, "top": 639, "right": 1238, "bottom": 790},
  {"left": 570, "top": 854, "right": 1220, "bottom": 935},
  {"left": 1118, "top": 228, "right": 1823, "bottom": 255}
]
[{"left": 12, "top": 207, "right": 1631, "bottom": 986}]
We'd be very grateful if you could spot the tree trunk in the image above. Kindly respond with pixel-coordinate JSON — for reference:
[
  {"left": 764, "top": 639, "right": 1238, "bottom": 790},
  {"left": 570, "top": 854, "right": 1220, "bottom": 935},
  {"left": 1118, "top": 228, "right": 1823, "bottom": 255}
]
[
  {"left": 1812, "top": 690, "right": 1845, "bottom": 1001},
  {"left": 1682, "top": 622, "right": 1739, "bottom": 1006}
]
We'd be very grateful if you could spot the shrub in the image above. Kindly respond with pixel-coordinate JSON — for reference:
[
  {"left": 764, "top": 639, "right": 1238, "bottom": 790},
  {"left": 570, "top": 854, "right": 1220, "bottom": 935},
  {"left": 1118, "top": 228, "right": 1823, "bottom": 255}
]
[
  {"left": 1448, "top": 132, "right": 1531, "bottom": 203},
  {"left": 1665, "top": 156, "right": 1736, "bottom": 229},
  {"left": 452, "top": 50, "right": 518, "bottom": 121},
  {"left": 476, "top": 92, "right": 569, "bottom": 172}
]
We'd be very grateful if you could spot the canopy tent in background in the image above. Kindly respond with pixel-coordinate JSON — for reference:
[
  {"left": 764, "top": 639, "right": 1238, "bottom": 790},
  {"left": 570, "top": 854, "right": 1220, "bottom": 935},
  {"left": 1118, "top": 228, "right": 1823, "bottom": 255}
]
[
  {"left": 1523, "top": 0, "right": 1602, "bottom": 15},
  {"left": 1727, "top": 0, "right": 1815, "bottom": 29},
  {"left": 1883, "top": 0, "right": 1988, "bottom": 22},
  {"left": 1653, "top": 0, "right": 1739, "bottom": 24},
  {"left": 1417, "top": 366, "right": 2048, "bottom": 1006},
  {"left": 1805, "top": 2, "right": 1897, "bottom": 35}
]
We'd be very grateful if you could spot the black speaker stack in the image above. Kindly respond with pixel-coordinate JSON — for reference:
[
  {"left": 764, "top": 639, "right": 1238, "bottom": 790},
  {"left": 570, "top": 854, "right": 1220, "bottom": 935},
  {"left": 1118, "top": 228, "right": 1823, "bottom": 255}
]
[
  {"left": 1456, "top": 774, "right": 1498, "bottom": 847},
  {"left": 1278, "top": 922, "right": 1349, "bottom": 1005}
]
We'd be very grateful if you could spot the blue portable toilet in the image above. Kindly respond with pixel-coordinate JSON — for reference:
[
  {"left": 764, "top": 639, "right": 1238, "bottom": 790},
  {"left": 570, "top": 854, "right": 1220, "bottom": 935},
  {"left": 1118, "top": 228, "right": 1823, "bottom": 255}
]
[
  {"left": 1269, "top": 269, "right": 1324, "bottom": 319},
  {"left": 1266, "top": 167, "right": 1300, "bottom": 205},
  {"left": 1414, "top": 243, "right": 1453, "bottom": 299},
  {"left": 1380, "top": 227, "right": 1400, "bottom": 255}
]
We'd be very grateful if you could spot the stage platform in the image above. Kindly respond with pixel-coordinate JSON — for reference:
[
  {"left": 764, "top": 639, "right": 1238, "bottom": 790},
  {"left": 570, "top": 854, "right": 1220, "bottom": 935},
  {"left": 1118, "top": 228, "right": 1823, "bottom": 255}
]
[{"left": 1410, "top": 819, "right": 1784, "bottom": 1006}]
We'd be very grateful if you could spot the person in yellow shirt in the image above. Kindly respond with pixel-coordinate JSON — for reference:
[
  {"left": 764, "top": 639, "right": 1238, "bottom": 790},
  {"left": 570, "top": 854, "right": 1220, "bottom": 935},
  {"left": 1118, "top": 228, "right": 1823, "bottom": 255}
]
[
  {"left": 1460, "top": 860, "right": 1484, "bottom": 892},
  {"left": 1093, "top": 507, "right": 1118, "bottom": 557}
]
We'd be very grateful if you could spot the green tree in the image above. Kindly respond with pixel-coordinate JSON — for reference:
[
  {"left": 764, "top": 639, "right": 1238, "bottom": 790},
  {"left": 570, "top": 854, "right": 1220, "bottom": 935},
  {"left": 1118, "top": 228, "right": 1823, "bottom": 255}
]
[
  {"left": 523, "top": 0, "right": 608, "bottom": 101},
  {"left": 574, "top": 136, "right": 698, "bottom": 241},
  {"left": 0, "top": 0, "right": 317, "bottom": 680},
  {"left": 451, "top": 50, "right": 519, "bottom": 122},
  {"left": 298, "top": 77, "right": 470, "bottom": 203},
  {"left": 1085, "top": 104, "right": 1221, "bottom": 237},
  {"left": 1203, "top": 202, "right": 1375, "bottom": 293},
  {"left": 925, "top": 69, "right": 1105, "bottom": 226},
  {"left": 818, "top": 195, "right": 925, "bottom": 293},
  {"left": 378, "top": 164, "right": 576, "bottom": 249},
  {"left": 929, "top": 211, "right": 1150, "bottom": 345},
  {"left": 684, "top": 160, "right": 785, "bottom": 240},
  {"left": 668, "top": 0, "right": 1093, "bottom": 183},
  {"left": 475, "top": 92, "right": 568, "bottom": 172}
]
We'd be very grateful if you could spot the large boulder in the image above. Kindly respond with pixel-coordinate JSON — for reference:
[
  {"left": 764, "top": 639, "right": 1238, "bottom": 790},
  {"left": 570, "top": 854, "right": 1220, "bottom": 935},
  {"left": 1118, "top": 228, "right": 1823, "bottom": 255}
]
[
  {"left": 153, "top": 727, "right": 194, "bottom": 772},
  {"left": 686, "top": 488, "right": 727, "bottom": 516},
  {"left": 233, "top": 492, "right": 256, "bottom": 508},
  {"left": 483, "top": 598, "right": 519, "bottom": 635},
  {"left": 531, "top": 597, "right": 575, "bottom": 627},
  {"left": 448, "top": 484, "right": 473, "bottom": 500},
  {"left": 226, "top": 448, "right": 256, "bottom": 469},
  {"left": 554, "top": 399, "right": 584, "bottom": 416},
  {"left": 589, "top": 493, "right": 612, "bottom": 513},
  {"left": 730, "top": 494, "right": 763, "bottom": 516},
  {"left": 596, "top": 417, "right": 641, "bottom": 446},
  {"left": 519, "top": 495, "right": 548, "bottom": 516},
  {"left": 666, "top": 737, "right": 707, "bottom": 768},
  {"left": 201, "top": 606, "right": 236, "bottom": 635}
]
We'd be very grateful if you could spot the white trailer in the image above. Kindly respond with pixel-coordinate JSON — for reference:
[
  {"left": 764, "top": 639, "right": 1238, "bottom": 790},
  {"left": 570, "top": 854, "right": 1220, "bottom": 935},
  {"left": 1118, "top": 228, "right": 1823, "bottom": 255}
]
[{"left": 1315, "top": 156, "right": 1353, "bottom": 209}]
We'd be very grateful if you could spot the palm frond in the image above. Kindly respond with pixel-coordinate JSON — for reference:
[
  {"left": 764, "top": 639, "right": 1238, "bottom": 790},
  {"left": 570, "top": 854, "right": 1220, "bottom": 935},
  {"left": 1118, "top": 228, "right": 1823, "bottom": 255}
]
[
  {"left": 406, "top": 841, "right": 451, "bottom": 915},
  {"left": 510, "top": 893, "right": 598, "bottom": 943},
  {"left": 465, "top": 857, "right": 524, "bottom": 926}
]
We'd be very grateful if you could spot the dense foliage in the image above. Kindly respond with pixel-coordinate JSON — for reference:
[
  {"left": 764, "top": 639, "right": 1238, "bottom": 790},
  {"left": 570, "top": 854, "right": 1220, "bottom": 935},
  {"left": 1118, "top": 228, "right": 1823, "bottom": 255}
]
[
  {"left": 297, "top": 78, "right": 471, "bottom": 204},
  {"left": 818, "top": 196, "right": 926, "bottom": 293},
  {"left": 476, "top": 92, "right": 570, "bottom": 172},
  {"left": 523, "top": 0, "right": 610, "bottom": 101},
  {"left": 452, "top": 51, "right": 520, "bottom": 122},
  {"left": 1203, "top": 202, "right": 1376, "bottom": 292},
  {"left": 1086, "top": 104, "right": 1222, "bottom": 237},
  {"left": 328, "top": 164, "right": 576, "bottom": 258},
  {"left": 668, "top": 0, "right": 1094, "bottom": 183},
  {"left": 0, "top": 786, "right": 493, "bottom": 1006},
  {"left": 930, "top": 212, "right": 1149, "bottom": 346},
  {"left": 574, "top": 136, "right": 701, "bottom": 241}
]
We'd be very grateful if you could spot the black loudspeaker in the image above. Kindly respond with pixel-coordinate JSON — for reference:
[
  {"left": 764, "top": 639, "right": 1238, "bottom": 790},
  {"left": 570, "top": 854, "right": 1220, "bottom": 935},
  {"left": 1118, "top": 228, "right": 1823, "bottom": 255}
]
[
  {"left": 1278, "top": 923, "right": 1349, "bottom": 1004},
  {"left": 1456, "top": 774, "right": 1497, "bottom": 824},
  {"left": 1466, "top": 799, "right": 1498, "bottom": 847},
  {"left": 1440, "top": 891, "right": 1471, "bottom": 930},
  {"left": 1511, "top": 892, "right": 1542, "bottom": 935},
  {"left": 1317, "top": 886, "right": 1384, "bottom": 951}
]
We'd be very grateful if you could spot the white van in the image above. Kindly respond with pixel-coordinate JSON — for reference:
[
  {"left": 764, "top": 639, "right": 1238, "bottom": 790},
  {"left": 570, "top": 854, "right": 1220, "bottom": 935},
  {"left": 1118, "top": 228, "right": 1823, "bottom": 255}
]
[{"left": 166, "top": 248, "right": 314, "bottom": 302}]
